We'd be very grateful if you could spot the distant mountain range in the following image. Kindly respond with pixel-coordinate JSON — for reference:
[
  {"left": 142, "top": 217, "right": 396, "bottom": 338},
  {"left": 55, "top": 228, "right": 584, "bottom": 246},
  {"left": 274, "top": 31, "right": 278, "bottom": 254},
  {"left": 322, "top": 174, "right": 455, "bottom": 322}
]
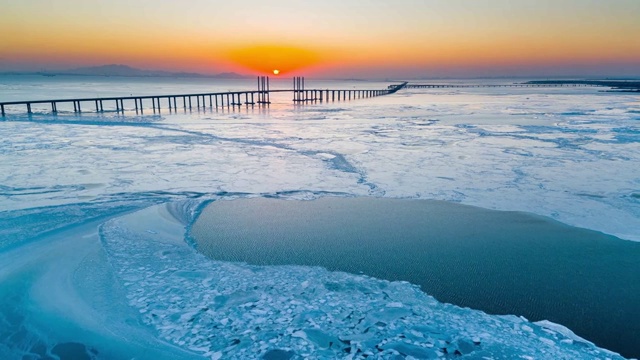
[{"left": 2, "top": 64, "right": 251, "bottom": 79}]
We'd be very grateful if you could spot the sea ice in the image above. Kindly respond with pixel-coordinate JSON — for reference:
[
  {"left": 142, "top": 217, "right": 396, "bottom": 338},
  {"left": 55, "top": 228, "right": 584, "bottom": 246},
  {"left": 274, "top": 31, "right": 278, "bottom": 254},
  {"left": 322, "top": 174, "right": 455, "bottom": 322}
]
[{"left": 97, "top": 201, "right": 627, "bottom": 359}]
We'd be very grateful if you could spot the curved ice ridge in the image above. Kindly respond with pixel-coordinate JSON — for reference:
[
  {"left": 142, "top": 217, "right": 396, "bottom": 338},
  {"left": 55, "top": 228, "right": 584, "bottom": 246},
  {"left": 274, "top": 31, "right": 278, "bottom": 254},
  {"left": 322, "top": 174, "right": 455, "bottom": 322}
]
[{"left": 100, "top": 200, "right": 625, "bottom": 360}]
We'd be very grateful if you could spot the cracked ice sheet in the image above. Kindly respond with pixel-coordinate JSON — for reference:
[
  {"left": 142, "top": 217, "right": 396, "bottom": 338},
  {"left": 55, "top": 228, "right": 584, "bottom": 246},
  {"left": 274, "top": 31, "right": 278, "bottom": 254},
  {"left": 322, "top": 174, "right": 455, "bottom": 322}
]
[
  {"left": 1, "top": 86, "right": 638, "bottom": 242},
  {"left": 0, "top": 119, "right": 366, "bottom": 212},
  {"left": 99, "top": 201, "right": 626, "bottom": 359},
  {"left": 247, "top": 89, "right": 640, "bottom": 240}
]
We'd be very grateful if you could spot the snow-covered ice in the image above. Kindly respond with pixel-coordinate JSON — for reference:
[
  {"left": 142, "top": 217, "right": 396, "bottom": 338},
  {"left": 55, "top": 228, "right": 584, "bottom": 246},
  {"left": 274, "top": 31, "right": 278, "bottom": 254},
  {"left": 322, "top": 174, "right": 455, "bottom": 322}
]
[{"left": 0, "top": 77, "right": 638, "bottom": 358}]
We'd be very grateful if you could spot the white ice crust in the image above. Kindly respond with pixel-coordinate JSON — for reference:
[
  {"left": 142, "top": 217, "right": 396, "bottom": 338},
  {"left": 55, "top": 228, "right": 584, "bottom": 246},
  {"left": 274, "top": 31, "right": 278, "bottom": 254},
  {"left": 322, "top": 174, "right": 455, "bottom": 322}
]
[
  {"left": 1, "top": 87, "right": 638, "bottom": 241},
  {"left": 98, "top": 201, "right": 627, "bottom": 359}
]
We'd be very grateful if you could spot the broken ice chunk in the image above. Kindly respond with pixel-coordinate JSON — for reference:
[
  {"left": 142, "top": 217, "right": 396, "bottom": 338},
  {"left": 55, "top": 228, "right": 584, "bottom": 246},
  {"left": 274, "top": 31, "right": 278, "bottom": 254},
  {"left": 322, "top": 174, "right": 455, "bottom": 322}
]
[{"left": 381, "top": 342, "right": 438, "bottom": 359}]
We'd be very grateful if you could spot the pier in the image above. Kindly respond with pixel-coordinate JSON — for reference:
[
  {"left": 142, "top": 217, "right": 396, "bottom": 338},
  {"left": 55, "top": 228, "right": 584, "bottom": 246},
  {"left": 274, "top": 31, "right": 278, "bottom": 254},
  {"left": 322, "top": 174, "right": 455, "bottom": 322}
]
[{"left": 0, "top": 77, "right": 407, "bottom": 117}]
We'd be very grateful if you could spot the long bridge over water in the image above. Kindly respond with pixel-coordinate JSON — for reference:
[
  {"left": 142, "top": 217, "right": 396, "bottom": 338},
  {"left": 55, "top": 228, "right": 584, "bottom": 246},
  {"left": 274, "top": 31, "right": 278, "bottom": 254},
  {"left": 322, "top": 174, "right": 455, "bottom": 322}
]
[
  {"left": 0, "top": 77, "right": 619, "bottom": 117},
  {"left": 0, "top": 77, "right": 406, "bottom": 117}
]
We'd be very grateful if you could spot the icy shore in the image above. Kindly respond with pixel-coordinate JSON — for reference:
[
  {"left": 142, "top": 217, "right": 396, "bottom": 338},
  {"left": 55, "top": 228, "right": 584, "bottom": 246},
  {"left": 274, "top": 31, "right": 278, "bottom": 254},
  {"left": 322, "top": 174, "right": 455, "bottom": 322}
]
[{"left": 97, "top": 201, "right": 627, "bottom": 359}]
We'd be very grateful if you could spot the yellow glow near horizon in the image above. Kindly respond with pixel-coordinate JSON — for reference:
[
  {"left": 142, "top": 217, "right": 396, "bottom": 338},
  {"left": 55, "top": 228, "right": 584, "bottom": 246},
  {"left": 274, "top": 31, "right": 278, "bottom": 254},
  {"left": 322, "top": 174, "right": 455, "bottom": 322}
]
[
  {"left": 226, "top": 45, "right": 320, "bottom": 75},
  {"left": 273, "top": 69, "right": 280, "bottom": 75},
  {"left": 1, "top": 0, "right": 639, "bottom": 78}
]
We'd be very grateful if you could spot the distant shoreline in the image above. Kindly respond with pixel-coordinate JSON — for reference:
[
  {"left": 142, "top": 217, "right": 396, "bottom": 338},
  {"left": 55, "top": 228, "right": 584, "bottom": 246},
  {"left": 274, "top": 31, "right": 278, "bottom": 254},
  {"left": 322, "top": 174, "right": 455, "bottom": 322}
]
[
  {"left": 526, "top": 79, "right": 640, "bottom": 92},
  {"left": 0, "top": 64, "right": 253, "bottom": 80},
  {"left": 0, "top": 72, "right": 252, "bottom": 80}
]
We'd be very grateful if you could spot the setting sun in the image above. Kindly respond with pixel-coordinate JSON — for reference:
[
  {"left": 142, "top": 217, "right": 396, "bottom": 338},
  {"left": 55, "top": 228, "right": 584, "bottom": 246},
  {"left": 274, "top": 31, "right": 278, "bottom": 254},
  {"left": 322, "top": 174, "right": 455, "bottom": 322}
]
[{"left": 226, "top": 45, "right": 319, "bottom": 75}]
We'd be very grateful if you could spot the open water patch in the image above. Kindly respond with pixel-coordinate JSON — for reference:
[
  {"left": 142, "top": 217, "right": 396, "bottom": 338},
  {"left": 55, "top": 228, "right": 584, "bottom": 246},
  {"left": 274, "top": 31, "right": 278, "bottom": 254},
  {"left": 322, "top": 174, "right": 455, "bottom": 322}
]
[
  {"left": 97, "top": 200, "right": 627, "bottom": 359},
  {"left": 190, "top": 196, "right": 640, "bottom": 358}
]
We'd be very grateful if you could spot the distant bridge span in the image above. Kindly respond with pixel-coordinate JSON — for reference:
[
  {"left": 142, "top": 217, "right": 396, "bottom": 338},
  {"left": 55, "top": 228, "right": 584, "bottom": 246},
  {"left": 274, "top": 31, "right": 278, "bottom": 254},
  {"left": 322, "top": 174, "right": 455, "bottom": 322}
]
[{"left": 405, "top": 83, "right": 600, "bottom": 89}]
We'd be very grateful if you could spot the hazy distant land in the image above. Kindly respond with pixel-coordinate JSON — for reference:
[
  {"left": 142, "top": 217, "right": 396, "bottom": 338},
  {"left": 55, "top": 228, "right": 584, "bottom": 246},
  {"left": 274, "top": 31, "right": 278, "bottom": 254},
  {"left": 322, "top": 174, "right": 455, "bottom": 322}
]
[{"left": 0, "top": 64, "right": 252, "bottom": 79}]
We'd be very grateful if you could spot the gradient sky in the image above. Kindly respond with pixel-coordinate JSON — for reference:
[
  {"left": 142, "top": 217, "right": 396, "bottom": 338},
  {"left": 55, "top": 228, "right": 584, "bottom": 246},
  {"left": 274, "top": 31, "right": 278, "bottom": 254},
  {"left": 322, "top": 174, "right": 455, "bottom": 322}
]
[{"left": 2, "top": 0, "right": 639, "bottom": 78}]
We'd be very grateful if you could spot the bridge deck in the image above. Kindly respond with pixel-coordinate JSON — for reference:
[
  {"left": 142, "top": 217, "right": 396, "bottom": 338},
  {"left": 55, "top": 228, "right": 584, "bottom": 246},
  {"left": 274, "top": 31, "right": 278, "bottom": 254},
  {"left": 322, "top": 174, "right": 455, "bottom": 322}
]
[
  {"left": 0, "top": 82, "right": 407, "bottom": 116},
  {"left": 405, "top": 84, "right": 601, "bottom": 88}
]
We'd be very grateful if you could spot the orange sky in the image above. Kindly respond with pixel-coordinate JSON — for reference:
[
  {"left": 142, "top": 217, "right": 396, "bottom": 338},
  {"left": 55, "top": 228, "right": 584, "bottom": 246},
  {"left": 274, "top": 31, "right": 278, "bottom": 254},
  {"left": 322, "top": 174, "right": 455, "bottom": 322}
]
[{"left": 2, "top": 0, "right": 639, "bottom": 78}]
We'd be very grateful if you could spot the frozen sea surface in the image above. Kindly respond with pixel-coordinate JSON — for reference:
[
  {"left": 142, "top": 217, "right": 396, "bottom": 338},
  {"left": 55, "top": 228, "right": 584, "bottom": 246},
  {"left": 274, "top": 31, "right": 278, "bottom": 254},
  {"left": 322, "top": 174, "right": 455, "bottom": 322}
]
[
  {"left": 1, "top": 78, "right": 638, "bottom": 241},
  {"left": 0, "top": 76, "right": 638, "bottom": 359}
]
